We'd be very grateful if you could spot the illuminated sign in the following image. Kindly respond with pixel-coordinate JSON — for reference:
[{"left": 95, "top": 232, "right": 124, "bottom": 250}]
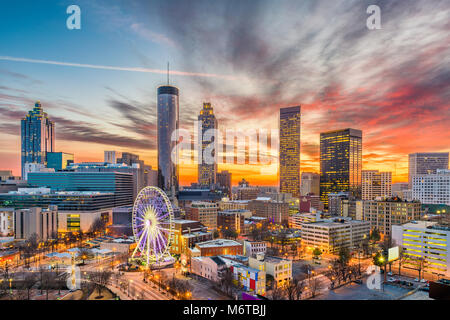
[{"left": 388, "top": 246, "right": 399, "bottom": 262}]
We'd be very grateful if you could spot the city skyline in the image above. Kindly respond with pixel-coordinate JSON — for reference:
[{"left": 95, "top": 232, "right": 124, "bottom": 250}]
[{"left": 1, "top": 0, "right": 449, "bottom": 186}]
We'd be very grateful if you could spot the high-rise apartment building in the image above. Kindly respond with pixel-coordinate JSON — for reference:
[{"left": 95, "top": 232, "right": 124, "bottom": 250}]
[
  {"left": 21, "top": 101, "right": 55, "bottom": 178},
  {"left": 362, "top": 199, "right": 422, "bottom": 237},
  {"left": 198, "top": 103, "right": 218, "bottom": 187},
  {"left": 320, "top": 128, "right": 362, "bottom": 208},
  {"left": 300, "top": 172, "right": 320, "bottom": 196},
  {"left": 157, "top": 85, "right": 179, "bottom": 196},
  {"left": 409, "top": 152, "right": 449, "bottom": 187},
  {"left": 412, "top": 169, "right": 450, "bottom": 205},
  {"left": 279, "top": 106, "right": 301, "bottom": 198},
  {"left": 362, "top": 170, "right": 392, "bottom": 200}
]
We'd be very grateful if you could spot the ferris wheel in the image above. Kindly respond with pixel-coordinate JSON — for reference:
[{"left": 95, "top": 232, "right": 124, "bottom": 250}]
[{"left": 131, "top": 186, "right": 174, "bottom": 266}]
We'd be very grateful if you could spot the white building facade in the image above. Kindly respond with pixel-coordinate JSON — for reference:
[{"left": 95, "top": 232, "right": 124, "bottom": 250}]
[
  {"left": 392, "top": 221, "right": 450, "bottom": 278},
  {"left": 412, "top": 169, "right": 450, "bottom": 205}
]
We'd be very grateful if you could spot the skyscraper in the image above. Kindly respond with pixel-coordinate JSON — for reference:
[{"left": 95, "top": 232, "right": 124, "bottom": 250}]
[
  {"left": 198, "top": 102, "right": 218, "bottom": 187},
  {"left": 157, "top": 85, "right": 179, "bottom": 196},
  {"left": 320, "top": 128, "right": 362, "bottom": 208},
  {"left": 21, "top": 101, "right": 55, "bottom": 178},
  {"left": 408, "top": 152, "right": 449, "bottom": 187},
  {"left": 279, "top": 106, "right": 301, "bottom": 198}
]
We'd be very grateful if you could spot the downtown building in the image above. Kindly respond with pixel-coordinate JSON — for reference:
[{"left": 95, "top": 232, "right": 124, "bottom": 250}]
[
  {"left": 300, "top": 217, "right": 370, "bottom": 253},
  {"left": 21, "top": 101, "right": 55, "bottom": 178},
  {"left": 189, "top": 239, "right": 243, "bottom": 257},
  {"left": 0, "top": 208, "right": 14, "bottom": 236},
  {"left": 248, "top": 197, "right": 289, "bottom": 225},
  {"left": 185, "top": 201, "right": 219, "bottom": 231},
  {"left": 300, "top": 172, "right": 320, "bottom": 196},
  {"left": 279, "top": 106, "right": 301, "bottom": 198},
  {"left": 27, "top": 171, "right": 133, "bottom": 207},
  {"left": 248, "top": 254, "right": 292, "bottom": 288},
  {"left": 217, "top": 209, "right": 252, "bottom": 235},
  {"left": 13, "top": 205, "right": 58, "bottom": 241},
  {"left": 362, "top": 170, "right": 392, "bottom": 200},
  {"left": 66, "top": 161, "right": 156, "bottom": 200},
  {"left": 198, "top": 103, "right": 218, "bottom": 188},
  {"left": 362, "top": 199, "right": 422, "bottom": 237},
  {"left": 0, "top": 188, "right": 118, "bottom": 234},
  {"left": 47, "top": 152, "right": 74, "bottom": 171},
  {"left": 412, "top": 169, "right": 450, "bottom": 206},
  {"left": 157, "top": 85, "right": 179, "bottom": 198},
  {"left": 161, "top": 219, "right": 213, "bottom": 255},
  {"left": 392, "top": 221, "right": 450, "bottom": 278},
  {"left": 217, "top": 170, "right": 232, "bottom": 198},
  {"left": 408, "top": 152, "right": 449, "bottom": 188},
  {"left": 320, "top": 128, "right": 362, "bottom": 209}
]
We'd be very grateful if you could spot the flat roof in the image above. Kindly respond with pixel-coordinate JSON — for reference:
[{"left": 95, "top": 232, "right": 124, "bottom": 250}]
[{"left": 196, "top": 239, "right": 242, "bottom": 248}]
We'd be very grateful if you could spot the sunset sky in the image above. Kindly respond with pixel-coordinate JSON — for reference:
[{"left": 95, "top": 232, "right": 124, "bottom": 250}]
[{"left": 0, "top": 0, "right": 449, "bottom": 186}]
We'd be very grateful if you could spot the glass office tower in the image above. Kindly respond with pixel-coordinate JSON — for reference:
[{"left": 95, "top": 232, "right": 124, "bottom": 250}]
[
  {"left": 320, "top": 128, "right": 362, "bottom": 208},
  {"left": 21, "top": 101, "right": 55, "bottom": 178},
  {"left": 198, "top": 102, "right": 218, "bottom": 187},
  {"left": 279, "top": 106, "right": 301, "bottom": 198},
  {"left": 157, "top": 85, "right": 179, "bottom": 197},
  {"left": 47, "top": 152, "right": 74, "bottom": 171}
]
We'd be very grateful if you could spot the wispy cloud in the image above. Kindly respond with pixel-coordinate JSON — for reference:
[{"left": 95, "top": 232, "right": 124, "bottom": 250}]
[
  {"left": 0, "top": 56, "right": 236, "bottom": 80},
  {"left": 130, "top": 23, "right": 177, "bottom": 48}
]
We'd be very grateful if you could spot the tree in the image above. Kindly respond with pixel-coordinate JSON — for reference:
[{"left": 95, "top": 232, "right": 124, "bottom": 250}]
[
  {"left": 22, "top": 273, "right": 38, "bottom": 300},
  {"left": 269, "top": 284, "right": 285, "bottom": 300},
  {"left": 338, "top": 247, "right": 351, "bottom": 264},
  {"left": 89, "top": 270, "right": 113, "bottom": 299},
  {"left": 370, "top": 228, "right": 381, "bottom": 242},
  {"left": 78, "top": 248, "right": 94, "bottom": 264},
  {"left": 312, "top": 248, "right": 322, "bottom": 259},
  {"left": 307, "top": 276, "right": 322, "bottom": 298},
  {"left": 407, "top": 256, "right": 428, "bottom": 280},
  {"left": 41, "top": 271, "right": 57, "bottom": 300},
  {"left": 373, "top": 251, "right": 387, "bottom": 282},
  {"left": 90, "top": 217, "right": 107, "bottom": 235},
  {"left": 220, "top": 268, "right": 234, "bottom": 297},
  {"left": 223, "top": 228, "right": 238, "bottom": 240},
  {"left": 284, "top": 277, "right": 305, "bottom": 300}
]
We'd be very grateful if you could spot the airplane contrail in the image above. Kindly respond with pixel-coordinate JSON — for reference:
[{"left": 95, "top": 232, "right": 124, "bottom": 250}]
[{"left": 0, "top": 56, "right": 235, "bottom": 80}]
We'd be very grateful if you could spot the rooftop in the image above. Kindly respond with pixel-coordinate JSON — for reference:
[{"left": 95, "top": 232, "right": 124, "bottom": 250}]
[{"left": 195, "top": 239, "right": 242, "bottom": 248}]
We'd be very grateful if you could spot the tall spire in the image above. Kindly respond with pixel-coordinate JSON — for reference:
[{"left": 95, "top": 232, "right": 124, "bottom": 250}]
[{"left": 167, "top": 61, "right": 170, "bottom": 85}]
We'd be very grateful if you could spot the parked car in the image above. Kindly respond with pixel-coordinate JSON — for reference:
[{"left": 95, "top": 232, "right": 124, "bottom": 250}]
[
  {"left": 387, "top": 272, "right": 393, "bottom": 276},
  {"left": 414, "top": 278, "right": 419, "bottom": 282},
  {"left": 420, "top": 279, "right": 427, "bottom": 283},
  {"left": 387, "top": 277, "right": 396, "bottom": 283}
]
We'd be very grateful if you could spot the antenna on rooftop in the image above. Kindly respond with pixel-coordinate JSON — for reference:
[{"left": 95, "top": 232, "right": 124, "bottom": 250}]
[{"left": 167, "top": 61, "right": 170, "bottom": 85}]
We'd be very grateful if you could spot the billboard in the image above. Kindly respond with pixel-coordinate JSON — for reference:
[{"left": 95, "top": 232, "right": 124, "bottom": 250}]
[{"left": 388, "top": 246, "right": 399, "bottom": 262}]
